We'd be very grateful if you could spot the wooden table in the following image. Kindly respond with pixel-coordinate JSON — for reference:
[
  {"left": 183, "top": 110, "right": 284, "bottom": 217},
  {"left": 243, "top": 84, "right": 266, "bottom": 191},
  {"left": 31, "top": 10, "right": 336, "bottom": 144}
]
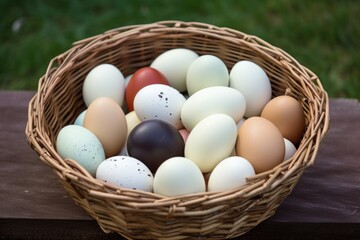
[{"left": 1, "top": 91, "right": 359, "bottom": 240}]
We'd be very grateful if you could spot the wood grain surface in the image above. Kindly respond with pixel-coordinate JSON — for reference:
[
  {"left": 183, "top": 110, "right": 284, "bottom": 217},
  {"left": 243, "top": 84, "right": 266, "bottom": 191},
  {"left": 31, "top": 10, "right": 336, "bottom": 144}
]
[{"left": 0, "top": 91, "right": 359, "bottom": 239}]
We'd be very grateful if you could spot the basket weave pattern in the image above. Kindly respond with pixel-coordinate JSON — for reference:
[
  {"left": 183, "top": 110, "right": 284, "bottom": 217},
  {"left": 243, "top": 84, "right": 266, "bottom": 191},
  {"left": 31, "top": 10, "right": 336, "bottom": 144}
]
[{"left": 26, "top": 21, "right": 329, "bottom": 239}]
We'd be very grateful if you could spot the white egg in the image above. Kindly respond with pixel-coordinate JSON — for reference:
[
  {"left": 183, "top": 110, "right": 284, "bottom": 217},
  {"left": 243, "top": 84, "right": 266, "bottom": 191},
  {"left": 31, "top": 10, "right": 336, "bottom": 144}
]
[
  {"left": 237, "top": 117, "right": 246, "bottom": 129},
  {"left": 181, "top": 86, "right": 246, "bottom": 131},
  {"left": 124, "top": 74, "right": 133, "bottom": 87},
  {"left": 134, "top": 84, "right": 186, "bottom": 129},
  {"left": 186, "top": 55, "right": 229, "bottom": 95},
  {"left": 153, "top": 157, "right": 205, "bottom": 196},
  {"left": 82, "top": 64, "right": 126, "bottom": 107},
  {"left": 96, "top": 156, "right": 153, "bottom": 192},
  {"left": 208, "top": 156, "right": 255, "bottom": 192},
  {"left": 74, "top": 110, "right": 87, "bottom": 126},
  {"left": 230, "top": 60, "right": 272, "bottom": 117},
  {"left": 150, "top": 48, "right": 199, "bottom": 92},
  {"left": 185, "top": 114, "right": 238, "bottom": 173},
  {"left": 56, "top": 125, "right": 105, "bottom": 176},
  {"left": 284, "top": 138, "right": 297, "bottom": 161}
]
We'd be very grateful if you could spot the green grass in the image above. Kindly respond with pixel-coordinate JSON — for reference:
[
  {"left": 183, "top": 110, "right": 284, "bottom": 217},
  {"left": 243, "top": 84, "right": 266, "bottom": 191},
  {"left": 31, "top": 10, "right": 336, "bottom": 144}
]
[{"left": 1, "top": 0, "right": 359, "bottom": 99}]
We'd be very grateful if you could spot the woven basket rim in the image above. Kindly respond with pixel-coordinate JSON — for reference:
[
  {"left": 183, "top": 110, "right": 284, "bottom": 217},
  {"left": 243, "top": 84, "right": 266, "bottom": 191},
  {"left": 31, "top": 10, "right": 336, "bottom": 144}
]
[{"left": 25, "top": 20, "right": 330, "bottom": 239}]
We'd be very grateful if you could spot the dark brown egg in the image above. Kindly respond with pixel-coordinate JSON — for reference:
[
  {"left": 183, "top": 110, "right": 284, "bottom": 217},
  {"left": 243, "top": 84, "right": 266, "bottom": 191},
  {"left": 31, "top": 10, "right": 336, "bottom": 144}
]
[{"left": 127, "top": 119, "right": 185, "bottom": 174}]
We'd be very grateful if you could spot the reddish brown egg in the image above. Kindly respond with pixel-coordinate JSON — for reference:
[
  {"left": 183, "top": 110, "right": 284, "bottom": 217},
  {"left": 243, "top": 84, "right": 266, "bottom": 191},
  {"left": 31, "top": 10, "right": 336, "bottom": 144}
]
[
  {"left": 125, "top": 67, "right": 169, "bottom": 111},
  {"left": 260, "top": 95, "right": 305, "bottom": 144}
]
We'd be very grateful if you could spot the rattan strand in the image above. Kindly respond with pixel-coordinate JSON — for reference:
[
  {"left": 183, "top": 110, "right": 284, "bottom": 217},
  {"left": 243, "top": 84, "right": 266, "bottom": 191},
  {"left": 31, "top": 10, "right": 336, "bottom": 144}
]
[{"left": 25, "top": 21, "right": 329, "bottom": 239}]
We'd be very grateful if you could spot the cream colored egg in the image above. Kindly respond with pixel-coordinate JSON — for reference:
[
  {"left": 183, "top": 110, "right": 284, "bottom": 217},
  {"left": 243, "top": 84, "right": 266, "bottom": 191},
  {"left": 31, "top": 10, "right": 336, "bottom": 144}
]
[
  {"left": 181, "top": 86, "right": 246, "bottom": 131},
  {"left": 153, "top": 157, "right": 205, "bottom": 197},
  {"left": 84, "top": 97, "right": 127, "bottom": 158},
  {"left": 83, "top": 64, "right": 125, "bottom": 107},
  {"left": 150, "top": 48, "right": 199, "bottom": 92},
  {"left": 185, "top": 114, "right": 238, "bottom": 173},
  {"left": 186, "top": 55, "right": 229, "bottom": 95},
  {"left": 117, "top": 111, "right": 141, "bottom": 156},
  {"left": 208, "top": 156, "right": 255, "bottom": 192},
  {"left": 125, "top": 111, "right": 141, "bottom": 136}
]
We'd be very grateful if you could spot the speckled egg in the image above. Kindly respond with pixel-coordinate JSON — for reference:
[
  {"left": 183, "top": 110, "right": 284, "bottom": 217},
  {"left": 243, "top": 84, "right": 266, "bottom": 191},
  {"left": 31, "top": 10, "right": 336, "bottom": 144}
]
[
  {"left": 56, "top": 125, "right": 105, "bottom": 176},
  {"left": 134, "top": 84, "right": 186, "bottom": 129},
  {"left": 96, "top": 156, "right": 153, "bottom": 192}
]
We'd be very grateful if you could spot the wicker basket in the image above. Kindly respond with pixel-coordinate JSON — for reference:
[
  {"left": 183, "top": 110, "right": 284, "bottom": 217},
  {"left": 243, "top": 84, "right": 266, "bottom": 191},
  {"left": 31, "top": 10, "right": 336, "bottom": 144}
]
[{"left": 25, "top": 21, "right": 329, "bottom": 239}]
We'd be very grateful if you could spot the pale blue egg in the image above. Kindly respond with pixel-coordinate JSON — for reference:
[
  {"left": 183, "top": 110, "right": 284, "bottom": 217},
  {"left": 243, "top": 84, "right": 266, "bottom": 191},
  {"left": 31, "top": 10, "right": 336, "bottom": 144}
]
[
  {"left": 56, "top": 125, "right": 105, "bottom": 176},
  {"left": 74, "top": 110, "right": 87, "bottom": 126}
]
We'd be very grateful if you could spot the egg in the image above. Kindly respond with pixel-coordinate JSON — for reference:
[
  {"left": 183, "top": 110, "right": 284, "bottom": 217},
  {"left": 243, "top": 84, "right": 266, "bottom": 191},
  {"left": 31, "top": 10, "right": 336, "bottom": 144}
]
[
  {"left": 186, "top": 55, "right": 229, "bottom": 95},
  {"left": 125, "top": 67, "right": 169, "bottom": 112},
  {"left": 96, "top": 156, "right": 153, "bottom": 192},
  {"left": 82, "top": 64, "right": 125, "bottom": 107},
  {"left": 284, "top": 138, "right": 297, "bottom": 161},
  {"left": 181, "top": 86, "right": 246, "bottom": 131},
  {"left": 116, "top": 111, "right": 141, "bottom": 156},
  {"left": 83, "top": 97, "right": 127, "bottom": 158},
  {"left": 207, "top": 156, "right": 255, "bottom": 192},
  {"left": 261, "top": 95, "right": 305, "bottom": 144},
  {"left": 150, "top": 48, "right": 199, "bottom": 92},
  {"left": 179, "top": 128, "right": 190, "bottom": 143},
  {"left": 125, "top": 111, "right": 141, "bottom": 136},
  {"left": 74, "top": 110, "right": 87, "bottom": 126},
  {"left": 236, "top": 117, "right": 285, "bottom": 173},
  {"left": 237, "top": 117, "right": 246, "bottom": 129},
  {"left": 230, "top": 60, "right": 272, "bottom": 117},
  {"left": 124, "top": 74, "right": 133, "bottom": 87},
  {"left": 134, "top": 84, "right": 186, "bottom": 129},
  {"left": 56, "top": 125, "right": 105, "bottom": 176},
  {"left": 127, "top": 119, "right": 185, "bottom": 174},
  {"left": 153, "top": 157, "right": 205, "bottom": 197},
  {"left": 185, "top": 114, "right": 238, "bottom": 173}
]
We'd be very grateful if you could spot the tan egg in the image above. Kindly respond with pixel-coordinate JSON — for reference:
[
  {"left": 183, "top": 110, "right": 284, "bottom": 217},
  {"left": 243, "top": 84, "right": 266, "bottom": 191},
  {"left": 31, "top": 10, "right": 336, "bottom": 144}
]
[
  {"left": 84, "top": 97, "right": 127, "bottom": 157},
  {"left": 260, "top": 95, "right": 305, "bottom": 144},
  {"left": 236, "top": 117, "right": 285, "bottom": 174}
]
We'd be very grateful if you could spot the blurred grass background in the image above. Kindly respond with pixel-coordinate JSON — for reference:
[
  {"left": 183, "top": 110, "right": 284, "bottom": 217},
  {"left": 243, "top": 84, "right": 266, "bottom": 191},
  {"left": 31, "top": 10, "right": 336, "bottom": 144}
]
[{"left": 1, "top": 0, "right": 359, "bottom": 99}]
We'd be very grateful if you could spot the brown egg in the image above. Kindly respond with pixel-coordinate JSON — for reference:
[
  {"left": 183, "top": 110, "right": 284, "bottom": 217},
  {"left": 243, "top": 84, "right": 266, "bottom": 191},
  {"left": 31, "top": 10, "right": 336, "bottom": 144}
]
[
  {"left": 260, "top": 95, "right": 305, "bottom": 144},
  {"left": 84, "top": 97, "right": 127, "bottom": 157},
  {"left": 236, "top": 117, "right": 285, "bottom": 174}
]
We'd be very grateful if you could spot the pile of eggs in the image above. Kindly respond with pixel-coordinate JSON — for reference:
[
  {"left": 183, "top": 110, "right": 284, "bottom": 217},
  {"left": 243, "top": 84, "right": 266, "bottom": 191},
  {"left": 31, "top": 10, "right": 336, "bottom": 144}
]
[{"left": 56, "top": 48, "right": 305, "bottom": 197}]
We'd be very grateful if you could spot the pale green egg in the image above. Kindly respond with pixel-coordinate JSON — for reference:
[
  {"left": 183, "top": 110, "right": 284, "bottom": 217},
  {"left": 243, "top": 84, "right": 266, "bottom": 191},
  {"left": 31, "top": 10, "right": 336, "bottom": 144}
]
[{"left": 56, "top": 125, "right": 105, "bottom": 176}]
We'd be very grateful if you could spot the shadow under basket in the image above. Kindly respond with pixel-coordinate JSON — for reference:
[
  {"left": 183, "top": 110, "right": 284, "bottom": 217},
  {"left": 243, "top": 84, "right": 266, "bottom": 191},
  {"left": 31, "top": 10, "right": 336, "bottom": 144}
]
[{"left": 25, "top": 21, "right": 330, "bottom": 239}]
